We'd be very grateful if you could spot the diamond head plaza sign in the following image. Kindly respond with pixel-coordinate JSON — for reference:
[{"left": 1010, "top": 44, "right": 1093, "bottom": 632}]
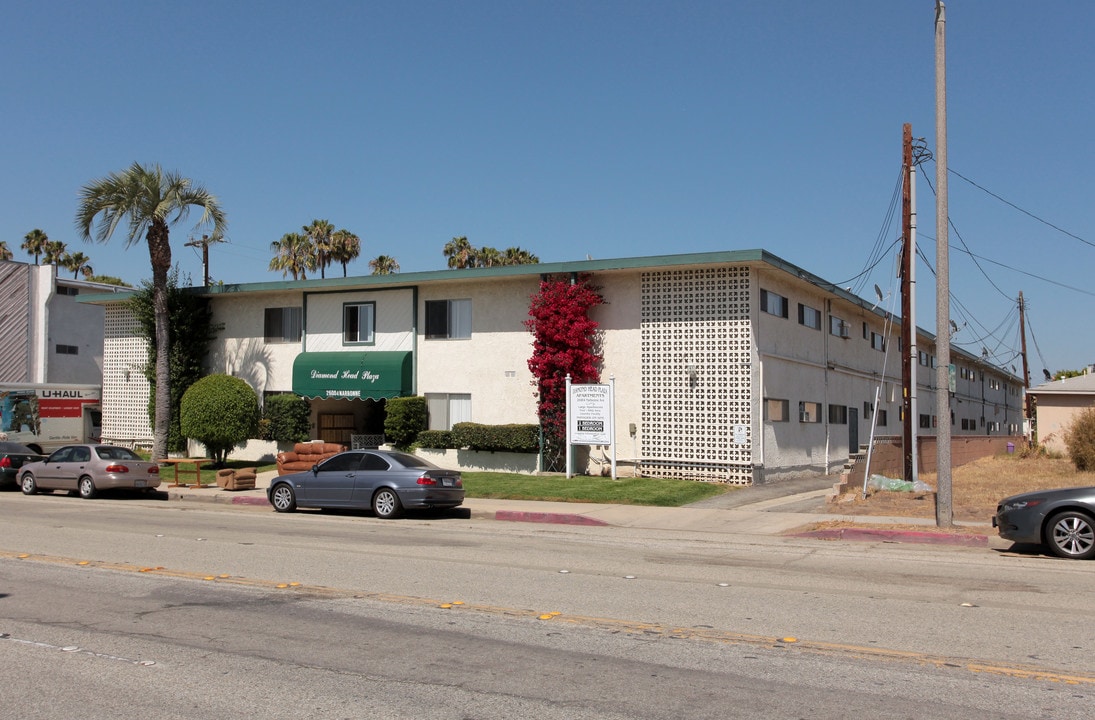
[{"left": 565, "top": 375, "right": 617, "bottom": 479}]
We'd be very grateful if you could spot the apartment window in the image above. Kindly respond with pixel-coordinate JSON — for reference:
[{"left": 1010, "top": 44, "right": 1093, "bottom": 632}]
[
  {"left": 863, "top": 401, "right": 873, "bottom": 418},
  {"left": 830, "top": 315, "right": 849, "bottom": 338},
  {"left": 877, "top": 409, "right": 888, "bottom": 427},
  {"left": 56, "top": 344, "right": 79, "bottom": 355},
  {"left": 343, "top": 302, "right": 375, "bottom": 344},
  {"left": 56, "top": 286, "right": 79, "bottom": 296},
  {"left": 425, "top": 393, "right": 472, "bottom": 430},
  {"left": 799, "top": 401, "right": 821, "bottom": 423},
  {"left": 828, "top": 405, "right": 848, "bottom": 425},
  {"left": 264, "top": 307, "right": 302, "bottom": 343},
  {"left": 765, "top": 398, "right": 789, "bottom": 422},
  {"left": 425, "top": 299, "right": 472, "bottom": 339},
  {"left": 870, "top": 332, "right": 885, "bottom": 351},
  {"left": 798, "top": 304, "right": 821, "bottom": 330},
  {"left": 918, "top": 351, "right": 936, "bottom": 368},
  {"left": 760, "top": 290, "right": 789, "bottom": 319},
  {"left": 919, "top": 414, "right": 932, "bottom": 429}
]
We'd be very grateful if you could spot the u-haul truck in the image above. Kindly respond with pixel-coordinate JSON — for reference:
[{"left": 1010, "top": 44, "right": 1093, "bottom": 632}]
[{"left": 0, "top": 383, "right": 101, "bottom": 455}]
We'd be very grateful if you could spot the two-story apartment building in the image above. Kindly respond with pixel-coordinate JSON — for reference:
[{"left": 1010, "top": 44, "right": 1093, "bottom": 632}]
[{"left": 86, "top": 249, "right": 1023, "bottom": 484}]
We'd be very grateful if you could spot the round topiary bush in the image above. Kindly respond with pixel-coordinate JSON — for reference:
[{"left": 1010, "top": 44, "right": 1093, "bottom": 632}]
[{"left": 180, "top": 374, "right": 260, "bottom": 464}]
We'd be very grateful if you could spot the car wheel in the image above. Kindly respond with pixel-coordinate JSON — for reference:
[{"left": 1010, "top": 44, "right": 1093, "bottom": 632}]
[
  {"left": 1045, "top": 511, "right": 1095, "bottom": 560},
  {"left": 78, "top": 476, "right": 97, "bottom": 499},
  {"left": 270, "top": 483, "right": 297, "bottom": 513},
  {"left": 372, "top": 488, "right": 403, "bottom": 519},
  {"left": 20, "top": 473, "right": 37, "bottom": 495}
]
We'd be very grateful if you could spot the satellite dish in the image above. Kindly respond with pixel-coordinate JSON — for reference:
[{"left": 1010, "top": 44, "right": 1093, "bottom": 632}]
[
  {"left": 874, "top": 284, "right": 883, "bottom": 302},
  {"left": 1043, "top": 369, "right": 1052, "bottom": 382}
]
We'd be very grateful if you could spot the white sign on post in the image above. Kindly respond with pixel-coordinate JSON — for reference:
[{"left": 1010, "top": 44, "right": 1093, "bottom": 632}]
[{"left": 565, "top": 375, "right": 617, "bottom": 479}]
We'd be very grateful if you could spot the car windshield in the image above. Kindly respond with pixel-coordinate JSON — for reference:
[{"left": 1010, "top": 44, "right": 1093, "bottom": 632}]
[
  {"left": 94, "top": 446, "right": 142, "bottom": 461},
  {"left": 0, "top": 442, "right": 37, "bottom": 454}
]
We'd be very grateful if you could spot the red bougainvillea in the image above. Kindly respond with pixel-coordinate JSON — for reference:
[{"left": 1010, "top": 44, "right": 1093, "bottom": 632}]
[{"left": 525, "top": 276, "right": 604, "bottom": 469}]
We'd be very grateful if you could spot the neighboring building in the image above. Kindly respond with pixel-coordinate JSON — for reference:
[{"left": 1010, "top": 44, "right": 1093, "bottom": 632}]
[
  {"left": 84, "top": 250, "right": 1023, "bottom": 484},
  {"left": 1027, "top": 371, "right": 1095, "bottom": 454},
  {"left": 0, "top": 260, "right": 124, "bottom": 384}
]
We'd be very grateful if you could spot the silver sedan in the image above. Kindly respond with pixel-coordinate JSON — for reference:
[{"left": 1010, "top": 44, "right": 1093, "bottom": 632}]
[
  {"left": 19, "top": 444, "right": 162, "bottom": 499},
  {"left": 268, "top": 450, "right": 464, "bottom": 519}
]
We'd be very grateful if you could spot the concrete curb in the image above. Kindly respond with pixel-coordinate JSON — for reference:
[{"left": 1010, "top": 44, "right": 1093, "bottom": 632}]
[
  {"left": 787, "top": 527, "right": 989, "bottom": 547},
  {"left": 494, "top": 510, "right": 609, "bottom": 526}
]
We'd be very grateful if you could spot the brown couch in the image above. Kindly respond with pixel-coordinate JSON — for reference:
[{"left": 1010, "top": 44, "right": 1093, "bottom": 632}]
[
  {"left": 276, "top": 442, "right": 347, "bottom": 475},
  {"left": 215, "top": 468, "right": 257, "bottom": 490}
]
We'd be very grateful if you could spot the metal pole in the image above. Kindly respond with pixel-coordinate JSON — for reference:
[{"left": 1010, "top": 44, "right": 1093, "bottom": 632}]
[
  {"left": 565, "top": 374, "right": 573, "bottom": 478},
  {"left": 609, "top": 376, "right": 617, "bottom": 479},
  {"left": 934, "top": 0, "right": 953, "bottom": 527}
]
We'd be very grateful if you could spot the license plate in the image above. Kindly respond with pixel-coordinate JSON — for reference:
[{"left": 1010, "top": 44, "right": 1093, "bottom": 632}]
[
  {"left": 134, "top": 480, "right": 146, "bottom": 488},
  {"left": 441, "top": 478, "right": 454, "bottom": 487}
]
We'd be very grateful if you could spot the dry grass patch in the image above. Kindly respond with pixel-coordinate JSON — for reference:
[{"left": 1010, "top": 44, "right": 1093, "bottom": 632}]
[{"left": 832, "top": 454, "right": 1092, "bottom": 524}]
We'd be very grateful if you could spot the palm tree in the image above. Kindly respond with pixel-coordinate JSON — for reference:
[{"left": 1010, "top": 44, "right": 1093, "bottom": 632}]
[
  {"left": 368, "top": 255, "right": 400, "bottom": 275},
  {"left": 41, "top": 240, "right": 68, "bottom": 265},
  {"left": 329, "top": 228, "right": 361, "bottom": 277},
  {"left": 76, "top": 162, "right": 226, "bottom": 463},
  {"left": 61, "top": 251, "right": 93, "bottom": 279},
  {"left": 269, "top": 232, "right": 315, "bottom": 280},
  {"left": 476, "top": 246, "right": 502, "bottom": 268},
  {"left": 443, "top": 235, "right": 475, "bottom": 269},
  {"left": 0, "top": 241, "right": 13, "bottom": 261},
  {"left": 21, "top": 229, "right": 48, "bottom": 265},
  {"left": 503, "top": 246, "right": 540, "bottom": 265},
  {"left": 304, "top": 219, "right": 335, "bottom": 279}
]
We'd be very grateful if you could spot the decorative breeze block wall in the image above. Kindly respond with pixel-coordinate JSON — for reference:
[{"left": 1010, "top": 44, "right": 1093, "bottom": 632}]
[
  {"left": 102, "top": 303, "right": 152, "bottom": 445},
  {"left": 640, "top": 266, "right": 753, "bottom": 483}
]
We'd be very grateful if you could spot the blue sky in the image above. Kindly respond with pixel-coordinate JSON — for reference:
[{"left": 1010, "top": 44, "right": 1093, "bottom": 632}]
[{"left": 3, "top": 1, "right": 1093, "bottom": 375}]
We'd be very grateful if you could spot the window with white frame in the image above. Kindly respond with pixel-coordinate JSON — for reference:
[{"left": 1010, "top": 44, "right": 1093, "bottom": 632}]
[
  {"left": 760, "top": 290, "right": 789, "bottom": 319},
  {"left": 765, "top": 398, "right": 789, "bottom": 422},
  {"left": 425, "top": 299, "right": 472, "bottom": 339},
  {"left": 264, "top": 307, "right": 302, "bottom": 343},
  {"left": 426, "top": 393, "right": 472, "bottom": 430},
  {"left": 798, "top": 303, "right": 821, "bottom": 330},
  {"left": 343, "top": 302, "right": 375, "bottom": 344}
]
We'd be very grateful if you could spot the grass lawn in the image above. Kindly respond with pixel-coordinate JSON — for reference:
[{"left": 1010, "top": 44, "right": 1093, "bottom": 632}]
[{"left": 460, "top": 472, "right": 736, "bottom": 506}]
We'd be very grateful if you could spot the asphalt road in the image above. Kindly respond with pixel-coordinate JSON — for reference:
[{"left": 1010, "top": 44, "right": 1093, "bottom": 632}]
[{"left": 1, "top": 492, "right": 1092, "bottom": 718}]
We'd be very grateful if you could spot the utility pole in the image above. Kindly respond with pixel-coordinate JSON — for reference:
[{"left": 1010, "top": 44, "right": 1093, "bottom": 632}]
[
  {"left": 185, "top": 233, "right": 224, "bottom": 287},
  {"left": 934, "top": 0, "right": 953, "bottom": 527},
  {"left": 900, "top": 124, "right": 916, "bottom": 484},
  {"left": 1018, "top": 291, "right": 1034, "bottom": 441}
]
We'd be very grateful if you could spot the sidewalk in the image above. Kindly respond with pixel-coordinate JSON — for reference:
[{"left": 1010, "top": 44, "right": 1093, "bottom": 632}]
[{"left": 160, "top": 470, "right": 1002, "bottom": 549}]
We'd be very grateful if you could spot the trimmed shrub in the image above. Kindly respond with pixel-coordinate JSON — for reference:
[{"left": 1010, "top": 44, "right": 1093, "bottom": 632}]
[
  {"left": 416, "top": 430, "right": 453, "bottom": 449},
  {"left": 385, "top": 396, "right": 427, "bottom": 449},
  {"left": 262, "top": 393, "right": 311, "bottom": 443},
  {"left": 180, "top": 374, "right": 260, "bottom": 464},
  {"left": 450, "top": 422, "right": 540, "bottom": 453},
  {"left": 1064, "top": 406, "right": 1095, "bottom": 471}
]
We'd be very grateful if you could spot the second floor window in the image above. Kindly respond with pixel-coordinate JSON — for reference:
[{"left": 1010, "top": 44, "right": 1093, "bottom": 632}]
[
  {"left": 425, "top": 299, "right": 472, "bottom": 339},
  {"left": 343, "top": 302, "right": 375, "bottom": 344},
  {"left": 264, "top": 307, "right": 302, "bottom": 343}
]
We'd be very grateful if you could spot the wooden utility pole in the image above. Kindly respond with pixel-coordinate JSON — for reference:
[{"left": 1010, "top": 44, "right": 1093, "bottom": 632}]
[
  {"left": 1018, "top": 291, "right": 1034, "bottom": 440},
  {"left": 901, "top": 124, "right": 915, "bottom": 483}
]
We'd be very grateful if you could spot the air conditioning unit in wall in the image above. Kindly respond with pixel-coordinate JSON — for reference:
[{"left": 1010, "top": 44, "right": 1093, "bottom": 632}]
[{"left": 838, "top": 322, "right": 850, "bottom": 338}]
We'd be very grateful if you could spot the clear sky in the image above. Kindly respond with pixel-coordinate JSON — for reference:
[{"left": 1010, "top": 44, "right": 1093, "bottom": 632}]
[{"left": 3, "top": 1, "right": 1093, "bottom": 377}]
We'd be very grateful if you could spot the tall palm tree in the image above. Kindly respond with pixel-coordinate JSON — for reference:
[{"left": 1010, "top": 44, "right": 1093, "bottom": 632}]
[
  {"left": 61, "top": 251, "right": 93, "bottom": 279},
  {"left": 269, "top": 232, "right": 315, "bottom": 280},
  {"left": 76, "top": 162, "right": 226, "bottom": 463},
  {"left": 21, "top": 229, "right": 48, "bottom": 265},
  {"left": 443, "top": 235, "right": 474, "bottom": 269},
  {"left": 368, "top": 255, "right": 400, "bottom": 275},
  {"left": 304, "top": 219, "right": 335, "bottom": 279},
  {"left": 329, "top": 228, "right": 361, "bottom": 277},
  {"left": 503, "top": 246, "right": 540, "bottom": 265},
  {"left": 41, "top": 240, "right": 68, "bottom": 265},
  {"left": 0, "top": 241, "right": 13, "bottom": 261}
]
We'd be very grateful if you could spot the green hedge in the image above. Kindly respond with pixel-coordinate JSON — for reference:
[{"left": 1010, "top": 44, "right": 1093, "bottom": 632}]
[
  {"left": 385, "top": 396, "right": 427, "bottom": 449},
  {"left": 416, "top": 430, "right": 453, "bottom": 449},
  {"left": 449, "top": 422, "right": 540, "bottom": 453}
]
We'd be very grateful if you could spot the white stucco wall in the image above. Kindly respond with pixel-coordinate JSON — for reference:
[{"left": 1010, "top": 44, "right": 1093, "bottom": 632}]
[
  {"left": 208, "top": 291, "right": 304, "bottom": 396},
  {"left": 304, "top": 288, "right": 414, "bottom": 353}
]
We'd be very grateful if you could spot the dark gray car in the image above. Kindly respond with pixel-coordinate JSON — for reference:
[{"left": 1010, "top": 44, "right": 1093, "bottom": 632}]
[
  {"left": 268, "top": 450, "right": 464, "bottom": 519},
  {"left": 0, "top": 441, "right": 46, "bottom": 489},
  {"left": 994, "top": 486, "right": 1095, "bottom": 559}
]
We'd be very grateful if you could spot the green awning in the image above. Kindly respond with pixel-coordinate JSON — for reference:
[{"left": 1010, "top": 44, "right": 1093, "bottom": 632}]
[{"left": 292, "top": 351, "right": 413, "bottom": 400}]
